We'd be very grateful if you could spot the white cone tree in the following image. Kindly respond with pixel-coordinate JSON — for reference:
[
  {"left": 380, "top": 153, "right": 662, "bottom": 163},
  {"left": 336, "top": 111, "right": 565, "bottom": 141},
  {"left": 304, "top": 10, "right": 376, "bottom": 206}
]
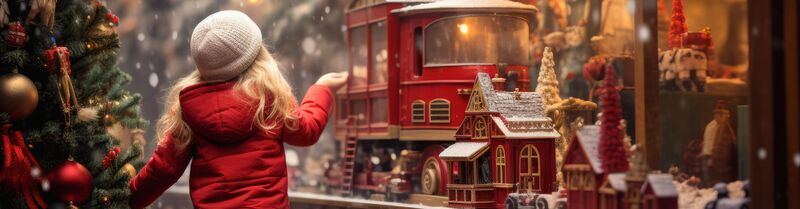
[{"left": 536, "top": 47, "right": 563, "bottom": 106}]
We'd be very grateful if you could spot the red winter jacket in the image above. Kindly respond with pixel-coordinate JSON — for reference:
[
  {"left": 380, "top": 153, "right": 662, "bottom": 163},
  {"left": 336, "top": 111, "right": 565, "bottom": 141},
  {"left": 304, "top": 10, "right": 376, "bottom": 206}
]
[{"left": 129, "top": 81, "right": 332, "bottom": 209}]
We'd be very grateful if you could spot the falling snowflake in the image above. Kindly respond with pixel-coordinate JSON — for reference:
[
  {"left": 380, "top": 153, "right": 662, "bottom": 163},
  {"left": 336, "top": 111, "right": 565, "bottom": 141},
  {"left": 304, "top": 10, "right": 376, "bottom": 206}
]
[
  {"left": 302, "top": 37, "right": 316, "bottom": 55},
  {"left": 148, "top": 72, "right": 159, "bottom": 88}
]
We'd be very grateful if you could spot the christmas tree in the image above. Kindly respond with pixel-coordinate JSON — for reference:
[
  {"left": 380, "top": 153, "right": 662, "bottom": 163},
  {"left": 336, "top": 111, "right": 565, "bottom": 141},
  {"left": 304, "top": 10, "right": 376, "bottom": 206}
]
[
  {"left": 0, "top": 0, "right": 145, "bottom": 208},
  {"left": 535, "top": 47, "right": 562, "bottom": 107},
  {"left": 598, "top": 63, "right": 628, "bottom": 173},
  {"left": 668, "top": 0, "right": 688, "bottom": 49}
]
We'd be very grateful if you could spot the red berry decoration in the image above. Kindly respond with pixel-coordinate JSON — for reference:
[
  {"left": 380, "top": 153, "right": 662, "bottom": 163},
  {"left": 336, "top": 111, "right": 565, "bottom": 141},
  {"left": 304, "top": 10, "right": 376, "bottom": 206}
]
[
  {"left": 668, "top": 0, "right": 688, "bottom": 49},
  {"left": 598, "top": 64, "right": 629, "bottom": 173},
  {"left": 106, "top": 12, "right": 119, "bottom": 24},
  {"left": 47, "top": 160, "right": 93, "bottom": 205},
  {"left": 7, "top": 22, "right": 27, "bottom": 48},
  {"left": 582, "top": 56, "right": 606, "bottom": 82},
  {"left": 102, "top": 147, "right": 121, "bottom": 169}
]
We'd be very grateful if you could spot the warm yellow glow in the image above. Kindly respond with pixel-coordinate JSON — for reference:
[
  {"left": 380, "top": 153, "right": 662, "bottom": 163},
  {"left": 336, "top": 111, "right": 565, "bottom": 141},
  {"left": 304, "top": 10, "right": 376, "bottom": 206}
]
[
  {"left": 458, "top": 23, "right": 469, "bottom": 34},
  {"left": 247, "top": 0, "right": 262, "bottom": 5}
]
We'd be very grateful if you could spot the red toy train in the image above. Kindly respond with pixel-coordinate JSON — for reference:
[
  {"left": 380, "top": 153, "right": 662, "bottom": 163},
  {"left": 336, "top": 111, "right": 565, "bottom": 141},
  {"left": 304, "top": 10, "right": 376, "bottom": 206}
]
[{"left": 324, "top": 1, "right": 560, "bottom": 208}]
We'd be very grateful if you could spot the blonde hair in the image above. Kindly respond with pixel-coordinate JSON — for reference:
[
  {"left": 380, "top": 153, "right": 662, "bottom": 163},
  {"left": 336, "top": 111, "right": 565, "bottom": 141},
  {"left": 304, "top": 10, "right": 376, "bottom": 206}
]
[{"left": 156, "top": 46, "right": 299, "bottom": 151}]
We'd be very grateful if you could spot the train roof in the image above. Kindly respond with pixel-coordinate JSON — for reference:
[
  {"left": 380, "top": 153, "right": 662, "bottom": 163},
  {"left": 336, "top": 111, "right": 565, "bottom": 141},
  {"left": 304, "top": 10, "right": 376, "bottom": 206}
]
[{"left": 391, "top": 0, "right": 538, "bottom": 15}]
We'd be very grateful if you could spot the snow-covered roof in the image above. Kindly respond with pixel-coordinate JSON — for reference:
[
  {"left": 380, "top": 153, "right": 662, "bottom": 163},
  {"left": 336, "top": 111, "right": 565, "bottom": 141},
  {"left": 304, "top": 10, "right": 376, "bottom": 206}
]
[
  {"left": 575, "top": 125, "right": 603, "bottom": 174},
  {"left": 606, "top": 173, "right": 627, "bottom": 192},
  {"left": 492, "top": 116, "right": 560, "bottom": 139},
  {"left": 439, "top": 142, "right": 489, "bottom": 161},
  {"left": 467, "top": 73, "right": 559, "bottom": 140},
  {"left": 476, "top": 73, "right": 548, "bottom": 120},
  {"left": 392, "top": 0, "right": 538, "bottom": 14},
  {"left": 645, "top": 174, "right": 678, "bottom": 198}
]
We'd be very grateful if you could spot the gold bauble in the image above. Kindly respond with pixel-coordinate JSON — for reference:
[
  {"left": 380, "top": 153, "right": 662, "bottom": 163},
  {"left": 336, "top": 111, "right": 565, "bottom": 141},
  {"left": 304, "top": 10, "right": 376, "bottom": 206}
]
[
  {"left": 120, "top": 163, "right": 137, "bottom": 177},
  {"left": 0, "top": 73, "right": 38, "bottom": 120}
]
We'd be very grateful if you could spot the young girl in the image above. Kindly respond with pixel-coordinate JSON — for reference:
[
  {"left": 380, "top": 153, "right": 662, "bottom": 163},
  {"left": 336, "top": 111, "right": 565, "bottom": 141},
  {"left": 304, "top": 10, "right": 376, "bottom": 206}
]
[{"left": 128, "top": 11, "right": 347, "bottom": 209}]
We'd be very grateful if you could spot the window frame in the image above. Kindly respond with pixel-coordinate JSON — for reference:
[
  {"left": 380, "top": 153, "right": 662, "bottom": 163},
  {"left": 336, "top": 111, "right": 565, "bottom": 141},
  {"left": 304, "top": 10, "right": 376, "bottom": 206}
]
[
  {"left": 429, "top": 99, "right": 451, "bottom": 123},
  {"left": 496, "top": 145, "right": 506, "bottom": 183},
  {"left": 411, "top": 100, "right": 426, "bottom": 123},
  {"left": 519, "top": 144, "right": 542, "bottom": 192},
  {"left": 422, "top": 15, "right": 530, "bottom": 67}
]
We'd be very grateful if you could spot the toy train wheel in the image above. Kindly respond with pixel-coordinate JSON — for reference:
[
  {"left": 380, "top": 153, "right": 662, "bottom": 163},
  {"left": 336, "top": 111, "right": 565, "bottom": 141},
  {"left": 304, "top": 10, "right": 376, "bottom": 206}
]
[
  {"left": 421, "top": 157, "right": 441, "bottom": 195},
  {"left": 504, "top": 198, "right": 519, "bottom": 209},
  {"left": 555, "top": 201, "right": 567, "bottom": 209},
  {"left": 536, "top": 197, "right": 549, "bottom": 209}
]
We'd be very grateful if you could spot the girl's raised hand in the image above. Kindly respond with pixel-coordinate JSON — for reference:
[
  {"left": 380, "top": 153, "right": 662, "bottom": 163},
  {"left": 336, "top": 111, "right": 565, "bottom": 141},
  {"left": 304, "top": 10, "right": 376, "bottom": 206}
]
[{"left": 316, "top": 72, "right": 349, "bottom": 91}]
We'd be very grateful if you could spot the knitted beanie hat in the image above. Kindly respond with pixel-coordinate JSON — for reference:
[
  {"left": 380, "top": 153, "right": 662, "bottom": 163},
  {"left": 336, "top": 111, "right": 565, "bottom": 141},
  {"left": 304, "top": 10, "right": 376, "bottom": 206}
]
[{"left": 191, "top": 10, "right": 262, "bottom": 81}]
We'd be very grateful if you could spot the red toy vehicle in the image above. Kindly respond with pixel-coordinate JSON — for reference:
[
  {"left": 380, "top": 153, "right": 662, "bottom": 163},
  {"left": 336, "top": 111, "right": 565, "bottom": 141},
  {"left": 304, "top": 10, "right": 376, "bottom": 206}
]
[{"left": 324, "top": 0, "right": 540, "bottom": 203}]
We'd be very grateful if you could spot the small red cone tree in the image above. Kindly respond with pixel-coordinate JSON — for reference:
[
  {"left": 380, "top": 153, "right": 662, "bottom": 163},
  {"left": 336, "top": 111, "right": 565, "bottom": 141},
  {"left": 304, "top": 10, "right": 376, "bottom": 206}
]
[
  {"left": 668, "top": 0, "right": 688, "bottom": 49},
  {"left": 599, "top": 64, "right": 629, "bottom": 173}
]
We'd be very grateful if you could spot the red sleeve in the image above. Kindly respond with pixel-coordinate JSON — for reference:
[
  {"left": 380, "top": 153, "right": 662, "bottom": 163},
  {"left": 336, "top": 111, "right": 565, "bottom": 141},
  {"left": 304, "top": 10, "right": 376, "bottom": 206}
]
[
  {"left": 129, "top": 134, "right": 192, "bottom": 209},
  {"left": 282, "top": 84, "right": 334, "bottom": 147}
]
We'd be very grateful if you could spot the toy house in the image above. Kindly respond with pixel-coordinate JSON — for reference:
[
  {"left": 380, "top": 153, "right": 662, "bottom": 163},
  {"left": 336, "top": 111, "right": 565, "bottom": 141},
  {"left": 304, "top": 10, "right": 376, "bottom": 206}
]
[
  {"left": 599, "top": 173, "right": 628, "bottom": 209},
  {"left": 641, "top": 174, "right": 678, "bottom": 209},
  {"left": 439, "top": 73, "right": 559, "bottom": 209},
  {"left": 562, "top": 125, "right": 605, "bottom": 209}
]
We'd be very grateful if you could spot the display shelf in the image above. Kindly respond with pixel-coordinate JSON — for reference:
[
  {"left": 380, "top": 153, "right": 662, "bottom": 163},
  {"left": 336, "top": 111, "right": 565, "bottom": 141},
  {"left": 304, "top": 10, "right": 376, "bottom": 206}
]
[{"left": 288, "top": 192, "right": 451, "bottom": 209}]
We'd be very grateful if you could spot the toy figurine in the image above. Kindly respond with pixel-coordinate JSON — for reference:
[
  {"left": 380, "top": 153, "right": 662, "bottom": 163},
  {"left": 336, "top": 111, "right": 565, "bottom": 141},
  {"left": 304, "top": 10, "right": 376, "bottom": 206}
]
[
  {"left": 658, "top": 48, "right": 709, "bottom": 92},
  {"left": 701, "top": 100, "right": 738, "bottom": 185}
]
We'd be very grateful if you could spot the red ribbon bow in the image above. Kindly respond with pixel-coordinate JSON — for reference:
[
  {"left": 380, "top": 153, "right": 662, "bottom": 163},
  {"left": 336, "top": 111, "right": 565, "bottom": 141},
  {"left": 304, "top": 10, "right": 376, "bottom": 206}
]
[{"left": 1, "top": 124, "right": 46, "bottom": 209}]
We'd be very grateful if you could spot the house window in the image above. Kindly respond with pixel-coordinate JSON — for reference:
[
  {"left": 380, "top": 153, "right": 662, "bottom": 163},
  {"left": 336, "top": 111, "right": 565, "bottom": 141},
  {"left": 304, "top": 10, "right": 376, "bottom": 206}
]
[
  {"left": 429, "top": 99, "right": 450, "bottom": 123},
  {"left": 411, "top": 100, "right": 425, "bottom": 123},
  {"left": 474, "top": 117, "right": 487, "bottom": 138},
  {"left": 583, "top": 173, "right": 595, "bottom": 191},
  {"left": 568, "top": 171, "right": 579, "bottom": 190},
  {"left": 370, "top": 21, "right": 388, "bottom": 84},
  {"left": 468, "top": 90, "right": 486, "bottom": 111},
  {"left": 496, "top": 146, "right": 506, "bottom": 183},
  {"left": 519, "top": 144, "right": 541, "bottom": 192}
]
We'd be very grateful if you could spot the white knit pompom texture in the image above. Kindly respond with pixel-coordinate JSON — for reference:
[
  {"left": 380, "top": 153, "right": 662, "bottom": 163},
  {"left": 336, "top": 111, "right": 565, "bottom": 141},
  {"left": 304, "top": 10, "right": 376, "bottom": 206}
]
[{"left": 191, "top": 10, "right": 263, "bottom": 81}]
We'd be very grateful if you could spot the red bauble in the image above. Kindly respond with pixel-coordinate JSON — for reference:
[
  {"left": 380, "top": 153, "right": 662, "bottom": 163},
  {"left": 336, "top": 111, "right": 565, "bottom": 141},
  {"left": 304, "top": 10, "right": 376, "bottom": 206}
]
[
  {"left": 7, "top": 22, "right": 27, "bottom": 48},
  {"left": 47, "top": 160, "right": 93, "bottom": 205}
]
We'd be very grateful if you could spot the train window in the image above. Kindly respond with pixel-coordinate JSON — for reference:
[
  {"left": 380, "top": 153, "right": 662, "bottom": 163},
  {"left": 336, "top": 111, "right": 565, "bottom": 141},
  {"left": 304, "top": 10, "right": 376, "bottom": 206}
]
[
  {"left": 349, "top": 26, "right": 368, "bottom": 87},
  {"left": 424, "top": 16, "right": 529, "bottom": 66},
  {"left": 413, "top": 27, "right": 423, "bottom": 76},
  {"left": 429, "top": 99, "right": 450, "bottom": 123},
  {"left": 351, "top": 99, "right": 368, "bottom": 125},
  {"left": 338, "top": 99, "right": 348, "bottom": 120},
  {"left": 411, "top": 100, "right": 425, "bottom": 123},
  {"left": 370, "top": 21, "right": 388, "bottom": 84},
  {"left": 370, "top": 97, "right": 388, "bottom": 123}
]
